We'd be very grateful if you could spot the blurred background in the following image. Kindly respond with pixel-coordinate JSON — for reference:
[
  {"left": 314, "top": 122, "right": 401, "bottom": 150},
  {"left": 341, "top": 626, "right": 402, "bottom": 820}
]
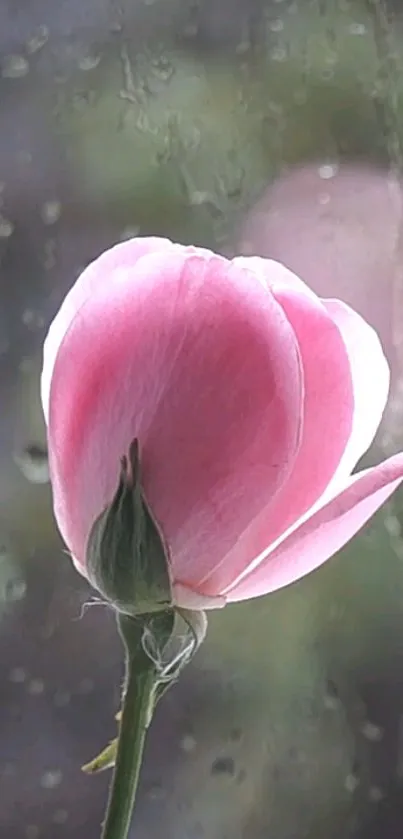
[{"left": 2, "top": 0, "right": 403, "bottom": 836}]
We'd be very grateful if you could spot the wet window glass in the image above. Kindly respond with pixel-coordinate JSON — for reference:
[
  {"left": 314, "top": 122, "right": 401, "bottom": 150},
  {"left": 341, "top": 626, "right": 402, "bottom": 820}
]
[{"left": 1, "top": 2, "right": 403, "bottom": 838}]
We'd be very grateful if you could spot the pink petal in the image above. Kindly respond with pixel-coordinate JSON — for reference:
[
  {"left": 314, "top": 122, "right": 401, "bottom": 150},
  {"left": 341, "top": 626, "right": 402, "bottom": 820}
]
[
  {"left": 235, "top": 258, "right": 354, "bottom": 518},
  {"left": 234, "top": 256, "right": 319, "bottom": 301},
  {"left": 225, "top": 453, "right": 403, "bottom": 603},
  {"left": 203, "top": 258, "right": 354, "bottom": 596},
  {"left": 269, "top": 286, "right": 353, "bottom": 512},
  {"left": 323, "top": 300, "right": 390, "bottom": 482},
  {"left": 47, "top": 249, "right": 303, "bottom": 590},
  {"left": 41, "top": 236, "right": 176, "bottom": 423}
]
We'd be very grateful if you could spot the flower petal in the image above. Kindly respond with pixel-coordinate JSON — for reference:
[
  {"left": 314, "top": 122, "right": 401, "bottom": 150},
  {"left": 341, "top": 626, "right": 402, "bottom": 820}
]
[
  {"left": 47, "top": 249, "right": 303, "bottom": 591},
  {"left": 41, "top": 236, "right": 176, "bottom": 423},
  {"left": 208, "top": 257, "right": 353, "bottom": 594},
  {"left": 235, "top": 256, "right": 319, "bottom": 301},
  {"left": 225, "top": 453, "right": 403, "bottom": 603},
  {"left": 323, "top": 299, "right": 390, "bottom": 479},
  {"left": 234, "top": 258, "right": 354, "bottom": 521}
]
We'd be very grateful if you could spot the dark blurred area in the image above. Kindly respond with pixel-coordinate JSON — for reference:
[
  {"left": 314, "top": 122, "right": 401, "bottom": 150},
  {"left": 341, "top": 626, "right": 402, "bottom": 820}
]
[{"left": 2, "top": 1, "right": 403, "bottom": 837}]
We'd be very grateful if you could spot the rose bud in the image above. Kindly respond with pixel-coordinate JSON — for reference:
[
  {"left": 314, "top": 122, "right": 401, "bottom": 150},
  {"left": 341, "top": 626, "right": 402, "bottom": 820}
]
[{"left": 41, "top": 236, "right": 403, "bottom": 610}]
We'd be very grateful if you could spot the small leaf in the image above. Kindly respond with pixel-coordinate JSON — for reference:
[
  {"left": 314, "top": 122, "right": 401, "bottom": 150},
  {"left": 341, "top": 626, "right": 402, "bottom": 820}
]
[{"left": 82, "top": 738, "right": 119, "bottom": 774}]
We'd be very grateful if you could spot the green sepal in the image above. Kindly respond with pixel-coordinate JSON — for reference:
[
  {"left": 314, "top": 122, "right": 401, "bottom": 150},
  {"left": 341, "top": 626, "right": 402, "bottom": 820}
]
[{"left": 86, "top": 439, "right": 172, "bottom": 617}]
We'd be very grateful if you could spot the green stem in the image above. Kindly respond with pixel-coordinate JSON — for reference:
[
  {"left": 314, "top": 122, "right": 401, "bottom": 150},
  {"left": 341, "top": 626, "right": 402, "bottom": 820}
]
[{"left": 101, "top": 614, "right": 157, "bottom": 839}]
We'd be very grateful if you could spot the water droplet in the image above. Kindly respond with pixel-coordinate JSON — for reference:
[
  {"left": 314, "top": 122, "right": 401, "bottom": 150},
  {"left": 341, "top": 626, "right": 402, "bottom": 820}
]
[
  {"left": 182, "top": 23, "right": 198, "bottom": 39},
  {"left": 2, "top": 55, "right": 29, "bottom": 79},
  {"left": 211, "top": 756, "right": 236, "bottom": 776},
  {"left": 14, "top": 445, "right": 49, "bottom": 485},
  {"left": 318, "top": 163, "right": 339, "bottom": 180},
  {"left": 26, "top": 25, "right": 49, "bottom": 54},
  {"left": 180, "top": 734, "right": 197, "bottom": 753},
  {"left": 40, "top": 769, "right": 63, "bottom": 789},
  {"left": 0, "top": 216, "right": 14, "bottom": 237},
  {"left": 344, "top": 773, "right": 360, "bottom": 793},
  {"left": 136, "top": 111, "right": 152, "bottom": 133},
  {"left": 348, "top": 23, "right": 367, "bottom": 36},
  {"left": 384, "top": 515, "right": 401, "bottom": 537},
  {"left": 6, "top": 578, "right": 27, "bottom": 602},
  {"left": 189, "top": 191, "right": 212, "bottom": 206},
  {"left": 318, "top": 192, "right": 331, "bottom": 206},
  {"left": 27, "top": 678, "right": 45, "bottom": 696},
  {"left": 25, "top": 826, "right": 40, "bottom": 839},
  {"left": 41, "top": 201, "right": 62, "bottom": 225},
  {"left": 361, "top": 721, "right": 383, "bottom": 742},
  {"left": 78, "top": 54, "right": 101, "bottom": 72},
  {"left": 150, "top": 57, "right": 174, "bottom": 83},
  {"left": 271, "top": 47, "right": 287, "bottom": 62},
  {"left": 269, "top": 19, "right": 284, "bottom": 32},
  {"left": 21, "top": 309, "right": 45, "bottom": 329}
]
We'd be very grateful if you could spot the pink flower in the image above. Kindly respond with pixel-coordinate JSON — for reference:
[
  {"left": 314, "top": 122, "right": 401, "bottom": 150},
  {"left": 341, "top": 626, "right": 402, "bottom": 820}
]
[{"left": 41, "top": 236, "right": 403, "bottom": 610}]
